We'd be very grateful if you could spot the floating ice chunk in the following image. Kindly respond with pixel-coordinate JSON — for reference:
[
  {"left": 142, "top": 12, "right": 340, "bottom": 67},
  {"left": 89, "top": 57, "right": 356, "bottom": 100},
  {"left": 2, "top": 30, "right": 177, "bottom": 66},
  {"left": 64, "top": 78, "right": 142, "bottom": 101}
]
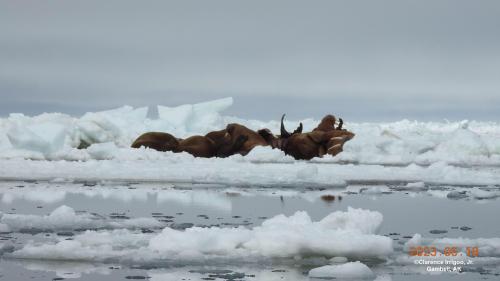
[
  {"left": 149, "top": 226, "right": 252, "bottom": 258},
  {"left": 13, "top": 239, "right": 118, "bottom": 261},
  {"left": 1, "top": 205, "right": 162, "bottom": 232},
  {"left": 1, "top": 205, "right": 90, "bottom": 231},
  {"left": 319, "top": 207, "right": 383, "bottom": 235},
  {"left": 359, "top": 185, "right": 390, "bottom": 195},
  {"left": 10, "top": 209, "right": 393, "bottom": 263},
  {"left": 400, "top": 182, "right": 427, "bottom": 190},
  {"left": 243, "top": 209, "right": 391, "bottom": 258},
  {"left": 329, "top": 256, "right": 348, "bottom": 263},
  {"left": 404, "top": 233, "right": 423, "bottom": 251},
  {"left": 309, "top": 261, "right": 375, "bottom": 279},
  {"left": 470, "top": 187, "right": 499, "bottom": 199}
]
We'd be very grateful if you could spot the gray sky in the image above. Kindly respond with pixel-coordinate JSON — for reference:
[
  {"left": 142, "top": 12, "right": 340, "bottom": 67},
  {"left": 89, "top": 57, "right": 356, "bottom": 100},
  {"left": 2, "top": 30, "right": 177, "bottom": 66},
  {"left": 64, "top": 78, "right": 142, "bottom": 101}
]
[{"left": 1, "top": 0, "right": 499, "bottom": 121}]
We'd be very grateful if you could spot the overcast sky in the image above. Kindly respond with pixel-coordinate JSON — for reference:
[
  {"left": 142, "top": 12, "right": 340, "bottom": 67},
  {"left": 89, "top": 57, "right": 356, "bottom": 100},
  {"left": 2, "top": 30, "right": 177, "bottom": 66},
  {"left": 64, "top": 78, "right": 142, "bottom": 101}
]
[{"left": 1, "top": 0, "right": 499, "bottom": 121}]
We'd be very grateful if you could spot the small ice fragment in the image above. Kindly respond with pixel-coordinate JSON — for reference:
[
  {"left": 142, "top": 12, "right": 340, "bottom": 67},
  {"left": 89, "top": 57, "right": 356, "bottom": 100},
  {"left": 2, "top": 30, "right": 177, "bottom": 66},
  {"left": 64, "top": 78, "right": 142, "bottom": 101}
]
[
  {"left": 329, "top": 256, "right": 348, "bottom": 263},
  {"left": 403, "top": 182, "right": 427, "bottom": 190},
  {"left": 447, "top": 191, "right": 468, "bottom": 199},
  {"left": 470, "top": 187, "right": 499, "bottom": 199},
  {"left": 309, "top": 261, "right": 375, "bottom": 279}
]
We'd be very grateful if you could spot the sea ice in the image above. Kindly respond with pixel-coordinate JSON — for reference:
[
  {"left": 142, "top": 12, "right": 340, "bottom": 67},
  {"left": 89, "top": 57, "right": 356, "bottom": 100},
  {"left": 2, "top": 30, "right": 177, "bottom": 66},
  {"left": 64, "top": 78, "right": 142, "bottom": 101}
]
[
  {"left": 0, "top": 205, "right": 162, "bottom": 232},
  {"left": 308, "top": 261, "right": 375, "bottom": 279},
  {"left": 0, "top": 97, "right": 499, "bottom": 168},
  {"left": 8, "top": 208, "right": 393, "bottom": 263}
]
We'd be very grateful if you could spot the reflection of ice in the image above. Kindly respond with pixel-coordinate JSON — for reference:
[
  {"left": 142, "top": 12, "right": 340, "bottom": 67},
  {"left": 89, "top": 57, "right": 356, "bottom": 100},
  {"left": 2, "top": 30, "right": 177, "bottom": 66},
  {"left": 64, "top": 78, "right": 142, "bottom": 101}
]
[
  {"left": 156, "top": 189, "right": 232, "bottom": 212},
  {"left": 20, "top": 260, "right": 113, "bottom": 279},
  {"left": 1, "top": 188, "right": 66, "bottom": 204},
  {"left": 80, "top": 188, "right": 152, "bottom": 202}
]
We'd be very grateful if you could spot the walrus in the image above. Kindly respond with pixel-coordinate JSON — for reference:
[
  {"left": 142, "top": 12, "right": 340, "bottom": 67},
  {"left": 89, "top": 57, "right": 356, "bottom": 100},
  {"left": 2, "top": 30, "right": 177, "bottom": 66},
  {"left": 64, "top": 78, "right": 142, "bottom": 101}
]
[
  {"left": 264, "top": 114, "right": 355, "bottom": 160},
  {"left": 131, "top": 123, "right": 268, "bottom": 157},
  {"left": 131, "top": 132, "right": 180, "bottom": 152}
]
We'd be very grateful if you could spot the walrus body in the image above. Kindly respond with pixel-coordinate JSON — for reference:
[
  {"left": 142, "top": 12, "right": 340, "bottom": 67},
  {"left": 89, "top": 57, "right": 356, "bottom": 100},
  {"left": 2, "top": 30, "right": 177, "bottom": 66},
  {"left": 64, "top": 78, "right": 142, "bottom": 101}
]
[
  {"left": 265, "top": 114, "right": 355, "bottom": 160},
  {"left": 225, "top": 123, "right": 268, "bottom": 155},
  {"left": 131, "top": 123, "right": 263, "bottom": 158},
  {"left": 283, "top": 129, "right": 354, "bottom": 160},
  {"left": 131, "top": 114, "right": 354, "bottom": 160},
  {"left": 131, "top": 132, "right": 179, "bottom": 152}
]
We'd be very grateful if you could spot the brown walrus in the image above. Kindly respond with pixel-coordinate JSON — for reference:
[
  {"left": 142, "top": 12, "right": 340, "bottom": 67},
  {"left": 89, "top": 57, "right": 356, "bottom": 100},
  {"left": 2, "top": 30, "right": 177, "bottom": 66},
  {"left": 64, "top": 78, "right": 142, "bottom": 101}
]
[
  {"left": 262, "top": 114, "right": 355, "bottom": 160},
  {"left": 131, "top": 123, "right": 268, "bottom": 157}
]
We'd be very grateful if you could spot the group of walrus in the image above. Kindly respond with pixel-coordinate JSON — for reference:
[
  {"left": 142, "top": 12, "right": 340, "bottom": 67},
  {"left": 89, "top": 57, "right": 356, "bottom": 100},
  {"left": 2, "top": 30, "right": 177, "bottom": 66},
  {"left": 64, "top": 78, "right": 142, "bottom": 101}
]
[{"left": 131, "top": 114, "right": 355, "bottom": 160}]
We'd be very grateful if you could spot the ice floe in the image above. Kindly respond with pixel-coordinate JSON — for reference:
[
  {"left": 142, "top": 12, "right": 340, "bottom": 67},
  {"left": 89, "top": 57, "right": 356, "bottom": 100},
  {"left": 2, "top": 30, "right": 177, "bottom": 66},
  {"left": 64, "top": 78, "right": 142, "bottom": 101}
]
[
  {"left": 308, "top": 261, "right": 375, "bottom": 279},
  {"left": 6, "top": 208, "right": 393, "bottom": 263},
  {"left": 0, "top": 205, "right": 162, "bottom": 232},
  {"left": 1, "top": 157, "right": 500, "bottom": 187},
  {"left": 0, "top": 97, "right": 499, "bottom": 167}
]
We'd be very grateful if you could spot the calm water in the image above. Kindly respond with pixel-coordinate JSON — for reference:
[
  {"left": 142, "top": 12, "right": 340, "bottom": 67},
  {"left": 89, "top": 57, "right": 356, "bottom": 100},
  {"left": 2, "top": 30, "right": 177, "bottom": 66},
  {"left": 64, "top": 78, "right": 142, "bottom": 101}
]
[{"left": 0, "top": 181, "right": 499, "bottom": 280}]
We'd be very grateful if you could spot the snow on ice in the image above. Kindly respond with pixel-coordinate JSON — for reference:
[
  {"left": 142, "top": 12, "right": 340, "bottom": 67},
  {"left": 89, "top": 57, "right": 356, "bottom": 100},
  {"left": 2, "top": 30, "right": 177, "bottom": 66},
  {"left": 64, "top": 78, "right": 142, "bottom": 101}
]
[
  {"left": 1, "top": 97, "right": 500, "bottom": 187},
  {"left": 0, "top": 97, "right": 499, "bottom": 166},
  {"left": 308, "top": 261, "right": 375, "bottom": 279},
  {"left": 0, "top": 205, "right": 162, "bottom": 232},
  {"left": 7, "top": 207, "right": 393, "bottom": 263}
]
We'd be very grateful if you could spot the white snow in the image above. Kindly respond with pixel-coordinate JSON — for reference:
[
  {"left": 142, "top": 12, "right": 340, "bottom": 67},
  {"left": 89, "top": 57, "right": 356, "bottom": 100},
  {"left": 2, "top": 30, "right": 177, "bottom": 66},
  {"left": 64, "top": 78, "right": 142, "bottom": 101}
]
[
  {"left": 0, "top": 97, "right": 499, "bottom": 167},
  {"left": 1, "top": 157, "right": 500, "bottom": 187},
  {"left": 157, "top": 97, "right": 233, "bottom": 134},
  {"left": 308, "top": 261, "right": 375, "bottom": 279},
  {"left": 8, "top": 208, "right": 393, "bottom": 263}
]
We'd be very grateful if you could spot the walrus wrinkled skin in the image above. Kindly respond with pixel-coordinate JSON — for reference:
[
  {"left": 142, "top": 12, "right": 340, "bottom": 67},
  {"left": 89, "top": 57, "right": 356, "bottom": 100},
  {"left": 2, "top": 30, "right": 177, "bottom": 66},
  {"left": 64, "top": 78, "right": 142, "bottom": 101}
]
[
  {"left": 265, "top": 114, "right": 355, "bottom": 160},
  {"left": 131, "top": 123, "right": 267, "bottom": 158}
]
